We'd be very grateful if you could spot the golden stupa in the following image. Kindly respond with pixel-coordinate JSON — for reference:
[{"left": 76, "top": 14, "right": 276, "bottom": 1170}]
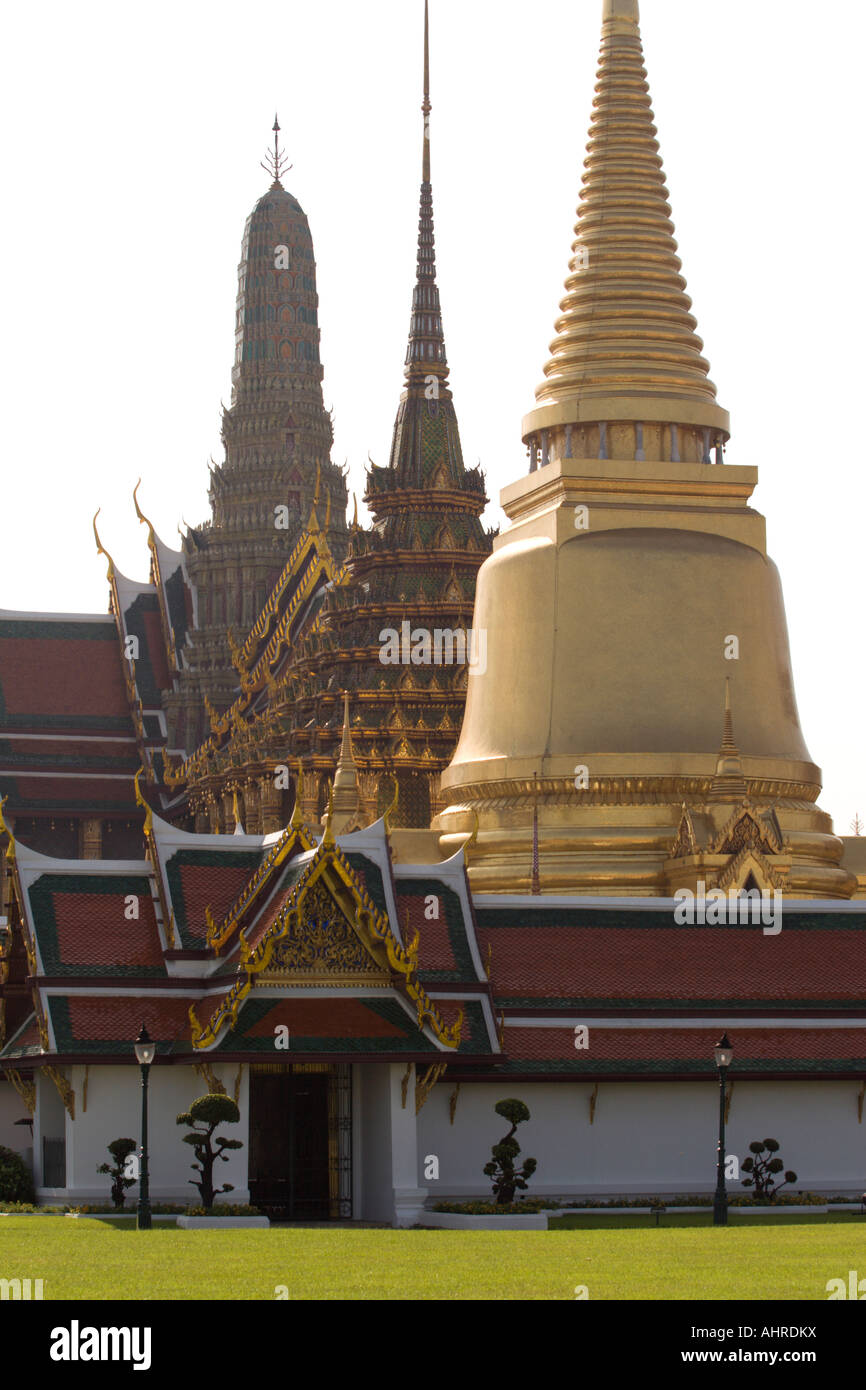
[{"left": 435, "top": 0, "right": 855, "bottom": 898}]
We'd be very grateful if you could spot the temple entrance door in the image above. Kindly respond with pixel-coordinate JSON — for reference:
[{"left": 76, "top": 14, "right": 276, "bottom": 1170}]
[{"left": 248, "top": 1065, "right": 351, "bottom": 1220}]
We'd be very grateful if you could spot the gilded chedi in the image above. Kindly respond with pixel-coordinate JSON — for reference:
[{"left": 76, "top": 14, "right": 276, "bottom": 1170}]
[{"left": 435, "top": 0, "right": 855, "bottom": 898}]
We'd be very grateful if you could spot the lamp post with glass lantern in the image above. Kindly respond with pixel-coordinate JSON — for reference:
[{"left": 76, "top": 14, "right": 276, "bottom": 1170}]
[
  {"left": 134, "top": 1025, "right": 156, "bottom": 1230},
  {"left": 713, "top": 1033, "right": 733, "bottom": 1226}
]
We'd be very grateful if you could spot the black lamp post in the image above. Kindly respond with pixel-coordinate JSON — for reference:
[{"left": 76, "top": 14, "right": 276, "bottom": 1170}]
[
  {"left": 713, "top": 1032, "right": 734, "bottom": 1226},
  {"left": 134, "top": 1025, "right": 156, "bottom": 1230}
]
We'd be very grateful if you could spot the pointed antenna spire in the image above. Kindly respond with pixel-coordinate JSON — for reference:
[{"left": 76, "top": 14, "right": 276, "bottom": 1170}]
[
  {"left": 422, "top": 0, "right": 431, "bottom": 183},
  {"left": 531, "top": 772, "right": 541, "bottom": 895},
  {"left": 261, "top": 113, "right": 293, "bottom": 188},
  {"left": 232, "top": 789, "right": 245, "bottom": 836},
  {"left": 404, "top": 0, "right": 448, "bottom": 389}
]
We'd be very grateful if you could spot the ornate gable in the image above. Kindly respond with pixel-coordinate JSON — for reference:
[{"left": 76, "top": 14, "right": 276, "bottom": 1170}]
[{"left": 710, "top": 804, "right": 784, "bottom": 858}]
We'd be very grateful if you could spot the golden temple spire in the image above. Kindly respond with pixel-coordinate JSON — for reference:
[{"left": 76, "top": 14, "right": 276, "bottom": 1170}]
[
  {"left": 523, "top": 0, "right": 729, "bottom": 456},
  {"left": 330, "top": 693, "right": 361, "bottom": 833},
  {"left": 602, "top": 0, "right": 640, "bottom": 29},
  {"left": 710, "top": 680, "right": 749, "bottom": 801},
  {"left": 232, "top": 789, "right": 245, "bottom": 835}
]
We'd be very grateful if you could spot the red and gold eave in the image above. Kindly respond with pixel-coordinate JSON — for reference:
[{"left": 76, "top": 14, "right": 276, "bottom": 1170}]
[{"left": 0, "top": 801, "right": 497, "bottom": 1071}]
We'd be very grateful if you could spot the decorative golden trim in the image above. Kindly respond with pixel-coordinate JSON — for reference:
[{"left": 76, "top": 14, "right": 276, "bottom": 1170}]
[
  {"left": 2, "top": 1067, "right": 36, "bottom": 1115},
  {"left": 91, "top": 508, "right": 116, "bottom": 582},
  {"left": 400, "top": 1061, "right": 412, "bottom": 1109},
  {"left": 383, "top": 778, "right": 399, "bottom": 832},
  {"left": 589, "top": 1082, "right": 599, "bottom": 1126},
  {"left": 462, "top": 807, "right": 479, "bottom": 862},
  {"left": 205, "top": 820, "right": 314, "bottom": 954},
  {"left": 322, "top": 780, "right": 335, "bottom": 848},
  {"left": 33, "top": 992, "right": 50, "bottom": 1052},
  {"left": 44, "top": 1065, "right": 75, "bottom": 1120},
  {"left": 415, "top": 1061, "right": 447, "bottom": 1114},
  {"left": 192, "top": 1060, "right": 226, "bottom": 1095},
  {"left": 448, "top": 1082, "right": 461, "bottom": 1125},
  {"left": 194, "top": 840, "right": 461, "bottom": 1051},
  {"left": 133, "top": 767, "right": 153, "bottom": 837}
]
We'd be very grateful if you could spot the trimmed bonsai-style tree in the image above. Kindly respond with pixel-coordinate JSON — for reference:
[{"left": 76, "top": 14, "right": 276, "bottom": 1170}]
[
  {"left": 0, "top": 1145, "right": 35, "bottom": 1204},
  {"left": 176, "top": 1094, "right": 243, "bottom": 1210},
  {"left": 483, "top": 1098, "right": 538, "bottom": 1204},
  {"left": 740, "top": 1139, "right": 797, "bottom": 1202},
  {"left": 97, "top": 1137, "right": 137, "bottom": 1209}
]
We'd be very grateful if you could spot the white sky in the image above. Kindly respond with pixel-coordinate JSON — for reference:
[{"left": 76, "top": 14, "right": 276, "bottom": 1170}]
[{"left": 1, "top": 0, "right": 863, "bottom": 832}]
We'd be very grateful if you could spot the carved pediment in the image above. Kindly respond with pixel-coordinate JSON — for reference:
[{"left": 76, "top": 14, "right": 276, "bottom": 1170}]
[
  {"left": 260, "top": 882, "right": 389, "bottom": 985},
  {"left": 710, "top": 804, "right": 783, "bottom": 857},
  {"left": 716, "top": 847, "right": 786, "bottom": 893},
  {"left": 670, "top": 804, "right": 699, "bottom": 859}
]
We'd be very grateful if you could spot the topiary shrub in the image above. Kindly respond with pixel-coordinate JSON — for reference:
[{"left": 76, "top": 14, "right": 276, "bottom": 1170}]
[
  {"left": 176, "top": 1094, "right": 243, "bottom": 1211},
  {"left": 0, "top": 1145, "right": 35, "bottom": 1203},
  {"left": 96, "top": 1137, "right": 137, "bottom": 1209},
  {"left": 741, "top": 1138, "right": 797, "bottom": 1202},
  {"left": 483, "top": 1098, "right": 537, "bottom": 1204}
]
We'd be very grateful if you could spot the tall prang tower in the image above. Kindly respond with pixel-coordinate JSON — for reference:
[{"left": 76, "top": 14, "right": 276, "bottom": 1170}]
[
  {"left": 164, "top": 122, "right": 348, "bottom": 753},
  {"left": 160, "top": 0, "right": 493, "bottom": 835}
]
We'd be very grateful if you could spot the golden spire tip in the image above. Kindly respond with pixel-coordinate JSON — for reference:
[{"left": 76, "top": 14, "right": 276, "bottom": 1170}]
[{"left": 603, "top": 0, "right": 640, "bottom": 24}]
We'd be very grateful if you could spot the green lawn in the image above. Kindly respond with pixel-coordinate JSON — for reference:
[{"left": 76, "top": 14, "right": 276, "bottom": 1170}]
[{"left": 1, "top": 1214, "right": 865, "bottom": 1299}]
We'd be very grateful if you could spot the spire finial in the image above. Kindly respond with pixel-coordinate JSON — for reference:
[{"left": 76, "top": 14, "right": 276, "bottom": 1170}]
[
  {"left": 602, "top": 0, "right": 640, "bottom": 26},
  {"left": 404, "top": 0, "right": 449, "bottom": 388},
  {"left": 261, "top": 113, "right": 292, "bottom": 188},
  {"left": 710, "top": 679, "right": 749, "bottom": 800},
  {"left": 422, "top": 0, "right": 431, "bottom": 184}
]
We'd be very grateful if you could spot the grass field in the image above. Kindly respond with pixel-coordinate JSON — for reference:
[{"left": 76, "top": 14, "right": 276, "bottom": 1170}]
[{"left": 1, "top": 1214, "right": 865, "bottom": 1299}]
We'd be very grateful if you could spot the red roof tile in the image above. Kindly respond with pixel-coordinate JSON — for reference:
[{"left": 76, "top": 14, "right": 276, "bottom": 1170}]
[
  {"left": 65, "top": 995, "right": 191, "bottom": 1044},
  {"left": 477, "top": 925, "right": 866, "bottom": 1003},
  {"left": 505, "top": 1026, "right": 866, "bottom": 1066},
  {"left": 397, "top": 890, "right": 457, "bottom": 973},
  {"left": 52, "top": 890, "right": 162, "bottom": 969},
  {"left": 0, "top": 632, "right": 128, "bottom": 722},
  {"left": 244, "top": 998, "right": 409, "bottom": 1040}
]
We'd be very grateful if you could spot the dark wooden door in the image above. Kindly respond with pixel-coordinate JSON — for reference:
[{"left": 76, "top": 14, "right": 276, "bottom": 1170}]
[{"left": 248, "top": 1070, "right": 330, "bottom": 1219}]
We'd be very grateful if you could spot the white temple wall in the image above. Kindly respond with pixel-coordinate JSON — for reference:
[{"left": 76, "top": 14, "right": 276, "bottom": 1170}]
[
  {"left": 356, "top": 1063, "right": 395, "bottom": 1223},
  {"left": 355, "top": 1063, "right": 427, "bottom": 1225},
  {"left": 417, "top": 1079, "right": 866, "bottom": 1198},
  {"left": 38, "top": 1064, "right": 249, "bottom": 1205},
  {"left": 0, "top": 1077, "right": 31, "bottom": 1154}
]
